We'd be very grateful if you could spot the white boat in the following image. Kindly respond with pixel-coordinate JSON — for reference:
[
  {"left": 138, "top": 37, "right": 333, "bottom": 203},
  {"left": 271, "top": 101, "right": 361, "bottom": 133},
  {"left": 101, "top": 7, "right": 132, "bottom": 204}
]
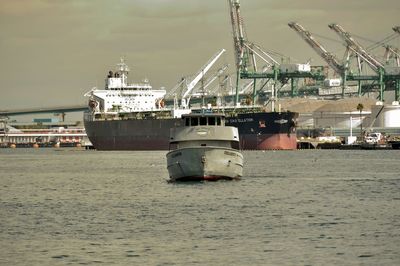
[{"left": 166, "top": 113, "right": 243, "bottom": 181}]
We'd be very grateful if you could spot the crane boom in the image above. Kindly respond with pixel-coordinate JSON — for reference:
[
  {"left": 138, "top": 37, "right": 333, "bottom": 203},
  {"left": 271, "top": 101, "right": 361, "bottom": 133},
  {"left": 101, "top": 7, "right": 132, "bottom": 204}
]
[
  {"left": 328, "top": 23, "right": 384, "bottom": 72},
  {"left": 228, "top": 0, "right": 278, "bottom": 71},
  {"left": 288, "top": 22, "right": 345, "bottom": 75},
  {"left": 384, "top": 45, "right": 400, "bottom": 67},
  {"left": 228, "top": 0, "right": 246, "bottom": 69},
  {"left": 181, "top": 49, "right": 226, "bottom": 107},
  {"left": 192, "top": 64, "right": 229, "bottom": 95}
]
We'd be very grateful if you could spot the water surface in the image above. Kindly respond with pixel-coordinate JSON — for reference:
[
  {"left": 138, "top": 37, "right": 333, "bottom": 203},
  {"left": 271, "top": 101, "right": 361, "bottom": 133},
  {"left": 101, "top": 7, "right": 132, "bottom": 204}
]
[{"left": 1, "top": 149, "right": 399, "bottom": 265}]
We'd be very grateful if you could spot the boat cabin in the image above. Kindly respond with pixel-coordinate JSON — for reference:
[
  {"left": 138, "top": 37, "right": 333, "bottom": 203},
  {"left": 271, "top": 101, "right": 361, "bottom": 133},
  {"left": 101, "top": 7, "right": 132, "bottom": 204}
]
[{"left": 169, "top": 113, "right": 240, "bottom": 150}]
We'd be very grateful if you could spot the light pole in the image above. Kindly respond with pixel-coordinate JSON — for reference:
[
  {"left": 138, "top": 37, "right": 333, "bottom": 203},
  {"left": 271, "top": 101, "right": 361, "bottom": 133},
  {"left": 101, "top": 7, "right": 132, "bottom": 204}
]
[{"left": 356, "top": 103, "right": 364, "bottom": 138}]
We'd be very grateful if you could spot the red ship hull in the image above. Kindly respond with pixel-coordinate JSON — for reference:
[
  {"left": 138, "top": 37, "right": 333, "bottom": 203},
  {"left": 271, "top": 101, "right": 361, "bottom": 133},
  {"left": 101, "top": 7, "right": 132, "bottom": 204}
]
[{"left": 240, "top": 133, "right": 297, "bottom": 150}]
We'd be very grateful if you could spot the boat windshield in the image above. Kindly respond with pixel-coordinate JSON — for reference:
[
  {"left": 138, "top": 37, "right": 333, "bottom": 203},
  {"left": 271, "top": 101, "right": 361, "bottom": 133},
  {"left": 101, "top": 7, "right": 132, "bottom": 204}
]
[
  {"left": 208, "top": 117, "right": 215, "bottom": 125},
  {"left": 184, "top": 116, "right": 224, "bottom": 126},
  {"left": 191, "top": 117, "right": 199, "bottom": 126},
  {"left": 200, "top": 117, "right": 207, "bottom": 126}
]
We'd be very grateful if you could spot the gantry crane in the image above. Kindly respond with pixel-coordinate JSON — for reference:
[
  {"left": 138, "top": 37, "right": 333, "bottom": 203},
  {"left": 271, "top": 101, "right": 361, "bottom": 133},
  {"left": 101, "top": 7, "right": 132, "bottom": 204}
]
[
  {"left": 228, "top": 0, "right": 282, "bottom": 107},
  {"left": 390, "top": 27, "right": 400, "bottom": 100},
  {"left": 288, "top": 22, "right": 353, "bottom": 96},
  {"left": 384, "top": 45, "right": 400, "bottom": 67},
  {"left": 288, "top": 22, "right": 345, "bottom": 76},
  {"left": 328, "top": 23, "right": 388, "bottom": 100},
  {"left": 384, "top": 43, "right": 400, "bottom": 101},
  {"left": 329, "top": 24, "right": 385, "bottom": 72},
  {"left": 228, "top": 0, "right": 326, "bottom": 108},
  {"left": 288, "top": 22, "right": 392, "bottom": 97}
]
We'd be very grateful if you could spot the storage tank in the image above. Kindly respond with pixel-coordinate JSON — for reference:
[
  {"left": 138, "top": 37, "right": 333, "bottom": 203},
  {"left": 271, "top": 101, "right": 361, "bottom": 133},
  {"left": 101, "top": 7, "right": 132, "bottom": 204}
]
[
  {"left": 371, "top": 101, "right": 400, "bottom": 127},
  {"left": 312, "top": 97, "right": 376, "bottom": 129}
]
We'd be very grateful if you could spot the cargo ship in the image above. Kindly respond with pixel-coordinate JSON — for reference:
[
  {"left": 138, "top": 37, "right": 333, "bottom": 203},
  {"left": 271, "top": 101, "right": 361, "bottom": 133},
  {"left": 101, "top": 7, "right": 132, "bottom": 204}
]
[{"left": 83, "top": 59, "right": 298, "bottom": 150}]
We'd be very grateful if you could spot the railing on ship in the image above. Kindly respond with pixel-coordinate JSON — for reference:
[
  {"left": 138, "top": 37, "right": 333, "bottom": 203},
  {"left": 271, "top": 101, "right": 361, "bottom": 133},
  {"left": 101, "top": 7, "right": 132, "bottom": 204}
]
[{"left": 89, "top": 110, "right": 177, "bottom": 121}]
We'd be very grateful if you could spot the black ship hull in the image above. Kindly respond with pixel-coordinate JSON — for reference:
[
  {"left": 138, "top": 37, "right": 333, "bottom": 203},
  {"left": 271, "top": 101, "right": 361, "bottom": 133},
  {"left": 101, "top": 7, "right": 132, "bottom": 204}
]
[
  {"left": 84, "top": 111, "right": 298, "bottom": 150},
  {"left": 226, "top": 112, "right": 298, "bottom": 150}
]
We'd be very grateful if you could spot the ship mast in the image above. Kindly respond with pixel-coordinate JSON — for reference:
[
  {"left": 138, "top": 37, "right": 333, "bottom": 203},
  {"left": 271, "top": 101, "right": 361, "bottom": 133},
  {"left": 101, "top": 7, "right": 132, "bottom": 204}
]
[{"left": 117, "top": 57, "right": 130, "bottom": 87}]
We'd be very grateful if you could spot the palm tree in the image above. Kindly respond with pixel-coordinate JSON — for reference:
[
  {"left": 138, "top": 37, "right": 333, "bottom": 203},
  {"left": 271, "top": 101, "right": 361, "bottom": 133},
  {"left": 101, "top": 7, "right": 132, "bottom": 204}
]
[{"left": 356, "top": 103, "right": 364, "bottom": 138}]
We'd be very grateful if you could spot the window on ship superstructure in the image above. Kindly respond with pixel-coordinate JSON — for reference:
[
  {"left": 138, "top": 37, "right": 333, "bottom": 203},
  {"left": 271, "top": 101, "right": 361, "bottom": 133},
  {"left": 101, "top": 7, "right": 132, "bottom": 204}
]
[{"left": 200, "top": 117, "right": 207, "bottom": 126}]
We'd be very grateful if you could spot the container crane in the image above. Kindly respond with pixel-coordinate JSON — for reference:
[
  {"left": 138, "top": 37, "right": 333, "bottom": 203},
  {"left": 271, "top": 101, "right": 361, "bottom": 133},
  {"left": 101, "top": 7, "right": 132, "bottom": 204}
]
[
  {"left": 328, "top": 24, "right": 385, "bottom": 73},
  {"left": 288, "top": 22, "right": 353, "bottom": 97},
  {"left": 384, "top": 45, "right": 400, "bottom": 67},
  {"left": 288, "top": 22, "right": 345, "bottom": 76},
  {"left": 328, "top": 23, "right": 387, "bottom": 100},
  {"left": 384, "top": 44, "right": 400, "bottom": 101},
  {"left": 229, "top": 0, "right": 247, "bottom": 71},
  {"left": 228, "top": 0, "right": 280, "bottom": 106}
]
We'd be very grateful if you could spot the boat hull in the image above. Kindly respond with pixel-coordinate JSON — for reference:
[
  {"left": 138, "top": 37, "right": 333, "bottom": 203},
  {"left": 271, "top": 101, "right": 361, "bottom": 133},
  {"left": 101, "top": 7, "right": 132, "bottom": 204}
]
[
  {"left": 84, "top": 111, "right": 298, "bottom": 150},
  {"left": 226, "top": 111, "right": 297, "bottom": 150},
  {"left": 84, "top": 117, "right": 182, "bottom": 150},
  {"left": 238, "top": 133, "right": 297, "bottom": 150},
  {"left": 166, "top": 147, "right": 243, "bottom": 181}
]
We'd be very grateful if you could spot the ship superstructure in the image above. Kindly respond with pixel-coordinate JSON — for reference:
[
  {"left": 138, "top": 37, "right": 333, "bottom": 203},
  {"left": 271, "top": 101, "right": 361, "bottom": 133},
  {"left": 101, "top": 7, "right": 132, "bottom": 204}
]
[{"left": 85, "top": 58, "right": 168, "bottom": 114}]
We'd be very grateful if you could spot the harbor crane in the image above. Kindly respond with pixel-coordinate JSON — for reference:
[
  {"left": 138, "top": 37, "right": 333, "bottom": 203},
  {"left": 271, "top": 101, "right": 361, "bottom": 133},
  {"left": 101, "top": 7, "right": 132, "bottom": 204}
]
[
  {"left": 229, "top": 1, "right": 327, "bottom": 104},
  {"left": 384, "top": 45, "right": 400, "bottom": 67},
  {"left": 228, "top": 0, "right": 281, "bottom": 107},
  {"left": 288, "top": 22, "right": 362, "bottom": 97},
  {"left": 228, "top": 0, "right": 279, "bottom": 71},
  {"left": 288, "top": 22, "right": 389, "bottom": 97},
  {"left": 191, "top": 64, "right": 229, "bottom": 97},
  {"left": 166, "top": 49, "right": 226, "bottom": 108},
  {"left": 288, "top": 22, "right": 345, "bottom": 77},
  {"left": 329, "top": 24, "right": 400, "bottom": 101},
  {"left": 328, "top": 24, "right": 385, "bottom": 73},
  {"left": 328, "top": 23, "right": 389, "bottom": 99}
]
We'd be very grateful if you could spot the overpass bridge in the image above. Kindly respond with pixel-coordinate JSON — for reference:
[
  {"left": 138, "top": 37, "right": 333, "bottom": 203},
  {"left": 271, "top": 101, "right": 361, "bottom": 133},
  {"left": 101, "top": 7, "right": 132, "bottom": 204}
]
[{"left": 0, "top": 105, "right": 88, "bottom": 117}]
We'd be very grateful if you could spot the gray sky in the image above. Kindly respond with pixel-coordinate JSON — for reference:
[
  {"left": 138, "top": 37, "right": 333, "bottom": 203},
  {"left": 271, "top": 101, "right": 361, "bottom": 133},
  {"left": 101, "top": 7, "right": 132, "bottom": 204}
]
[{"left": 1, "top": 0, "right": 399, "bottom": 110}]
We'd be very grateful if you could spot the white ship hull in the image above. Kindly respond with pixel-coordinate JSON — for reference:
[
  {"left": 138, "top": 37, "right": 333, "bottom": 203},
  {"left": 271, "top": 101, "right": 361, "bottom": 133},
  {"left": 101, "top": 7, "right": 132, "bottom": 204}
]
[{"left": 166, "top": 146, "right": 243, "bottom": 181}]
